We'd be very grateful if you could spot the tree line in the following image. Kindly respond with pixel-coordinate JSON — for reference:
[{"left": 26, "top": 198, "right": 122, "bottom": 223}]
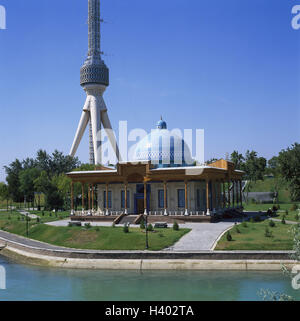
[
  {"left": 0, "top": 150, "right": 81, "bottom": 210},
  {"left": 0, "top": 143, "right": 299, "bottom": 211},
  {"left": 229, "top": 143, "right": 300, "bottom": 202}
]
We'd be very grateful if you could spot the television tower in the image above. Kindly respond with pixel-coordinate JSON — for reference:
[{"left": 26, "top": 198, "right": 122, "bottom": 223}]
[{"left": 70, "top": 0, "right": 120, "bottom": 165}]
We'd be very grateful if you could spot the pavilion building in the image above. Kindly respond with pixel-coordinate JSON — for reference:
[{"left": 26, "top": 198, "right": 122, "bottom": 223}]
[{"left": 67, "top": 119, "right": 244, "bottom": 223}]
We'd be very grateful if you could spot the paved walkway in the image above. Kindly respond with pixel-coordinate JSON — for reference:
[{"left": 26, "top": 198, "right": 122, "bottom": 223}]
[
  {"left": 270, "top": 218, "right": 299, "bottom": 225},
  {"left": 167, "top": 222, "right": 235, "bottom": 251},
  {"left": 18, "top": 211, "right": 38, "bottom": 219}
]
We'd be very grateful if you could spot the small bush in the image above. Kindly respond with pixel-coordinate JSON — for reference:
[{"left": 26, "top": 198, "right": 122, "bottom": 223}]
[
  {"left": 235, "top": 225, "right": 241, "bottom": 234},
  {"left": 295, "top": 214, "right": 299, "bottom": 221},
  {"left": 95, "top": 227, "right": 100, "bottom": 232},
  {"left": 36, "top": 217, "right": 40, "bottom": 223},
  {"left": 290, "top": 204, "right": 298, "bottom": 211},
  {"left": 42, "top": 211, "right": 45, "bottom": 216},
  {"left": 123, "top": 224, "right": 129, "bottom": 233},
  {"left": 265, "top": 226, "right": 273, "bottom": 238},
  {"left": 272, "top": 205, "right": 278, "bottom": 212},
  {"left": 226, "top": 231, "right": 232, "bottom": 242},
  {"left": 158, "top": 233, "right": 164, "bottom": 238},
  {"left": 84, "top": 223, "right": 91, "bottom": 229},
  {"left": 17, "top": 216, "right": 20, "bottom": 221},
  {"left": 269, "top": 220, "right": 275, "bottom": 228},
  {"left": 285, "top": 210, "right": 289, "bottom": 216},
  {"left": 147, "top": 224, "right": 154, "bottom": 232},
  {"left": 254, "top": 215, "right": 262, "bottom": 222},
  {"left": 68, "top": 222, "right": 73, "bottom": 227},
  {"left": 267, "top": 209, "right": 273, "bottom": 216},
  {"left": 281, "top": 217, "right": 286, "bottom": 225},
  {"left": 173, "top": 221, "right": 179, "bottom": 231},
  {"left": 250, "top": 217, "right": 254, "bottom": 223},
  {"left": 140, "top": 220, "right": 145, "bottom": 230},
  {"left": 242, "top": 221, "right": 248, "bottom": 228}
]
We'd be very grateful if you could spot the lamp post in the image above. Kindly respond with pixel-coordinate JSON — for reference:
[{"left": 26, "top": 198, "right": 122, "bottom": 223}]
[
  {"left": 145, "top": 213, "right": 149, "bottom": 250},
  {"left": 26, "top": 212, "right": 29, "bottom": 237}
]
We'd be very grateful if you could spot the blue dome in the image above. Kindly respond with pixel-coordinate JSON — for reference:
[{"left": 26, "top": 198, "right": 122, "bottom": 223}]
[
  {"left": 132, "top": 119, "right": 193, "bottom": 168},
  {"left": 157, "top": 119, "right": 167, "bottom": 129}
]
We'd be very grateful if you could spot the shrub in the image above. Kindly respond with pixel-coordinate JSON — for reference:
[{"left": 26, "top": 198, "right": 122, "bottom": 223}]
[
  {"left": 250, "top": 217, "right": 254, "bottom": 224},
  {"left": 8, "top": 216, "right": 11, "bottom": 220},
  {"left": 281, "top": 217, "right": 286, "bottom": 225},
  {"left": 147, "top": 224, "right": 154, "bottom": 232},
  {"left": 272, "top": 205, "right": 278, "bottom": 212},
  {"left": 235, "top": 225, "right": 241, "bottom": 234},
  {"left": 68, "top": 222, "right": 73, "bottom": 227},
  {"left": 123, "top": 224, "right": 129, "bottom": 233},
  {"left": 36, "top": 217, "right": 40, "bottom": 223},
  {"left": 295, "top": 214, "right": 299, "bottom": 221},
  {"left": 173, "top": 221, "right": 179, "bottom": 231},
  {"left": 254, "top": 215, "right": 262, "bottom": 222},
  {"left": 17, "top": 216, "right": 20, "bottom": 221},
  {"left": 265, "top": 227, "right": 273, "bottom": 238},
  {"left": 285, "top": 210, "right": 289, "bottom": 216},
  {"left": 242, "top": 221, "right": 248, "bottom": 228},
  {"left": 291, "top": 204, "right": 298, "bottom": 211},
  {"left": 84, "top": 223, "right": 91, "bottom": 229},
  {"left": 269, "top": 220, "right": 275, "bottom": 228},
  {"left": 42, "top": 211, "right": 44, "bottom": 216},
  {"left": 95, "top": 227, "right": 100, "bottom": 232},
  {"left": 158, "top": 232, "right": 164, "bottom": 238},
  {"left": 140, "top": 220, "right": 145, "bottom": 230},
  {"left": 267, "top": 209, "right": 273, "bottom": 216},
  {"left": 226, "top": 231, "right": 232, "bottom": 242}
]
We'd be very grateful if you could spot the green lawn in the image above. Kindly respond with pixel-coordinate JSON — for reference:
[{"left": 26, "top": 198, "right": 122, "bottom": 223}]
[
  {"left": 243, "top": 203, "right": 300, "bottom": 222},
  {"left": 247, "top": 177, "right": 291, "bottom": 203},
  {"left": 0, "top": 211, "right": 190, "bottom": 251},
  {"left": 215, "top": 220, "right": 295, "bottom": 250},
  {"left": 29, "top": 210, "right": 70, "bottom": 222}
]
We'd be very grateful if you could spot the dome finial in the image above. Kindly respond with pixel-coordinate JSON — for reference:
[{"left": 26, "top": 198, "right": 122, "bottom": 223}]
[{"left": 157, "top": 117, "right": 167, "bottom": 129}]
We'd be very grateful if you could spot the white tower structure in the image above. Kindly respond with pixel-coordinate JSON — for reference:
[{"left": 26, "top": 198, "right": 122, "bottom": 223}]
[{"left": 70, "top": 0, "right": 120, "bottom": 165}]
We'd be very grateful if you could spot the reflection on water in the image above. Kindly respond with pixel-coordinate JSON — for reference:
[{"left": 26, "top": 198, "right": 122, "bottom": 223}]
[{"left": 0, "top": 255, "right": 299, "bottom": 301}]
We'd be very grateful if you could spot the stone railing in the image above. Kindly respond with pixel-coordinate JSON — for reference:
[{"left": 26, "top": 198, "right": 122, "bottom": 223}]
[{"left": 71, "top": 210, "right": 124, "bottom": 217}]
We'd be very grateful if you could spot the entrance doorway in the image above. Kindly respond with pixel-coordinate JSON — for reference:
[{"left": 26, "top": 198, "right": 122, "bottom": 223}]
[{"left": 134, "top": 184, "right": 151, "bottom": 214}]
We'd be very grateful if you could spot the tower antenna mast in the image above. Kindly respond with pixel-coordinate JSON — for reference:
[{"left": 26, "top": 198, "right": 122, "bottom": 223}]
[{"left": 70, "top": 0, "right": 120, "bottom": 165}]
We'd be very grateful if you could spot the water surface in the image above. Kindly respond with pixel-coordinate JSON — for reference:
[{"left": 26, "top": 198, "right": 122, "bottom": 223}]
[{"left": 0, "top": 255, "right": 299, "bottom": 301}]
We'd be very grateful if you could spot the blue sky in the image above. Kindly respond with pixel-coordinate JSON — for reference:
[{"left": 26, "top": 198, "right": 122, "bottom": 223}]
[{"left": 0, "top": 0, "right": 299, "bottom": 181}]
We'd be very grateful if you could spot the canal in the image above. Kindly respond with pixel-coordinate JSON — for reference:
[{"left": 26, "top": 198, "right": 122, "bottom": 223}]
[{"left": 0, "top": 255, "right": 299, "bottom": 301}]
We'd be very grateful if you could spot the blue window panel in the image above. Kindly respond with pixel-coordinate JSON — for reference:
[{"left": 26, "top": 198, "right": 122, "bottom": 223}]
[
  {"left": 158, "top": 190, "right": 164, "bottom": 208},
  {"left": 203, "top": 189, "right": 206, "bottom": 209},
  {"left": 177, "top": 189, "right": 185, "bottom": 208},
  {"left": 104, "top": 191, "right": 112, "bottom": 209},
  {"left": 197, "top": 189, "right": 201, "bottom": 208},
  {"left": 121, "top": 191, "right": 130, "bottom": 208}
]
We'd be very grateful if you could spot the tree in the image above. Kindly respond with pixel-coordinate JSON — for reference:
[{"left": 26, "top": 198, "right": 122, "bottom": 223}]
[
  {"left": 242, "top": 151, "right": 266, "bottom": 182},
  {"left": 277, "top": 143, "right": 300, "bottom": 201},
  {"left": 19, "top": 168, "right": 41, "bottom": 207},
  {"left": 54, "top": 174, "right": 72, "bottom": 210},
  {"left": 230, "top": 151, "right": 244, "bottom": 170},
  {"left": 4, "top": 159, "right": 23, "bottom": 202},
  {"left": 242, "top": 151, "right": 267, "bottom": 203},
  {"left": 0, "top": 182, "right": 10, "bottom": 210}
]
